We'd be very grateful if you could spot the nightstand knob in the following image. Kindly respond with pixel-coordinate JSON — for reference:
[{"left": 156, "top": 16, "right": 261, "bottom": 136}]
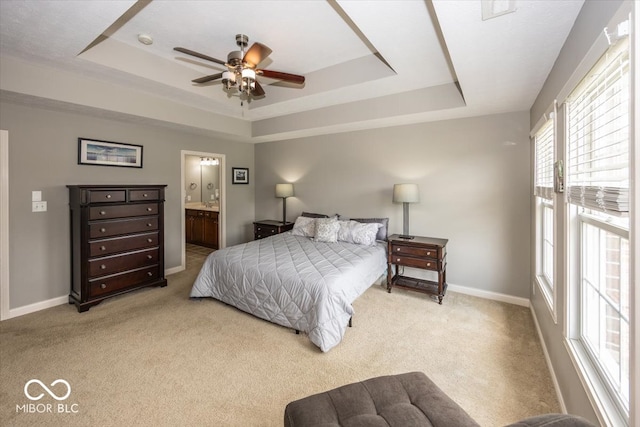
[
  {"left": 427, "top": 263, "right": 431, "bottom": 267},
  {"left": 397, "top": 258, "right": 401, "bottom": 262},
  {"left": 396, "top": 248, "right": 401, "bottom": 251}
]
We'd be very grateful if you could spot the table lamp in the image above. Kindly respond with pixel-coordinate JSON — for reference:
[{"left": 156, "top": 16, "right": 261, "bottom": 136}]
[
  {"left": 275, "top": 183, "right": 294, "bottom": 224},
  {"left": 393, "top": 183, "right": 419, "bottom": 239}
]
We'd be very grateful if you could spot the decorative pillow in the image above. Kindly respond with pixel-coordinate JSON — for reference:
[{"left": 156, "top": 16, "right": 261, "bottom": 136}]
[
  {"left": 291, "top": 216, "right": 316, "bottom": 237},
  {"left": 337, "top": 220, "right": 382, "bottom": 246},
  {"left": 314, "top": 218, "right": 340, "bottom": 243},
  {"left": 301, "top": 211, "right": 330, "bottom": 218},
  {"left": 351, "top": 217, "right": 389, "bottom": 241}
]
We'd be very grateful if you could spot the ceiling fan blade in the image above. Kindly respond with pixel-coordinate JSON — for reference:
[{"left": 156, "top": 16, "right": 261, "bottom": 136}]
[
  {"left": 192, "top": 73, "right": 223, "bottom": 84},
  {"left": 252, "top": 80, "right": 266, "bottom": 97},
  {"left": 174, "top": 47, "right": 226, "bottom": 66},
  {"left": 243, "top": 42, "right": 272, "bottom": 67},
  {"left": 258, "top": 69, "right": 305, "bottom": 85}
]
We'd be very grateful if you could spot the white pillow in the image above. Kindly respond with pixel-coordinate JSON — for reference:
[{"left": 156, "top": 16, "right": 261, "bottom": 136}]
[
  {"left": 314, "top": 218, "right": 340, "bottom": 243},
  {"left": 337, "top": 220, "right": 382, "bottom": 246},
  {"left": 291, "top": 216, "right": 316, "bottom": 237}
]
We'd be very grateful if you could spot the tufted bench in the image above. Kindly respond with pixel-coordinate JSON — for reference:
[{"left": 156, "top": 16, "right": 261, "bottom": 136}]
[
  {"left": 284, "top": 371, "right": 480, "bottom": 427},
  {"left": 284, "top": 372, "right": 597, "bottom": 427}
]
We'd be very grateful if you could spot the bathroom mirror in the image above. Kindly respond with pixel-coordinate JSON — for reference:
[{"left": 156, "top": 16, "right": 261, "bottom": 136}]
[{"left": 185, "top": 155, "right": 220, "bottom": 204}]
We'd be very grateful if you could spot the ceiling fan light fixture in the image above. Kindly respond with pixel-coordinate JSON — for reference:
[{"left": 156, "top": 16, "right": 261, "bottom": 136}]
[
  {"left": 221, "top": 71, "right": 236, "bottom": 91},
  {"left": 241, "top": 68, "right": 256, "bottom": 92}
]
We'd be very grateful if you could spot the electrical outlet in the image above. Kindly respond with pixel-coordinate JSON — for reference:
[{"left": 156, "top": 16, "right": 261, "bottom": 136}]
[
  {"left": 32, "top": 201, "right": 47, "bottom": 212},
  {"left": 187, "top": 195, "right": 191, "bottom": 201}
]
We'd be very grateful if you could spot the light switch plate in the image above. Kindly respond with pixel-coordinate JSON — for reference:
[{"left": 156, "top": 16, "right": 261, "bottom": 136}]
[{"left": 32, "top": 191, "right": 42, "bottom": 202}]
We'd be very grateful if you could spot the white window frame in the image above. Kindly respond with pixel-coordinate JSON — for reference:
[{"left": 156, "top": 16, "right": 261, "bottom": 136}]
[
  {"left": 563, "top": 26, "right": 631, "bottom": 426},
  {"left": 534, "top": 117, "right": 557, "bottom": 316}
]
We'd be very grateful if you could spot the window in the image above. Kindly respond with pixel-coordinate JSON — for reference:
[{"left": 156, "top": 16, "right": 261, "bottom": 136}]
[
  {"left": 534, "top": 118, "right": 555, "bottom": 307},
  {"left": 566, "top": 35, "right": 630, "bottom": 421}
]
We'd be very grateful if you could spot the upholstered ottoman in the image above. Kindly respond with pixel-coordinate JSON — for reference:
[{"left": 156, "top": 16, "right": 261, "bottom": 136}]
[{"left": 284, "top": 371, "right": 480, "bottom": 427}]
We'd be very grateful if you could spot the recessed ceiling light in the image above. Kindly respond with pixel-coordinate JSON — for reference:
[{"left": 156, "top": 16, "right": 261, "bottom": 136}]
[
  {"left": 481, "top": 0, "right": 516, "bottom": 21},
  {"left": 138, "top": 33, "right": 153, "bottom": 45}
]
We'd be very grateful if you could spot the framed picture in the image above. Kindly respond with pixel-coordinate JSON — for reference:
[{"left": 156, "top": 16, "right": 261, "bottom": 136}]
[
  {"left": 232, "top": 167, "right": 249, "bottom": 184},
  {"left": 78, "top": 138, "right": 143, "bottom": 168}
]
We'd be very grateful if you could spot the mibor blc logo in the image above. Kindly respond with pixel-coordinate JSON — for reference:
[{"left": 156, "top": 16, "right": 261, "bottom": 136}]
[{"left": 16, "top": 379, "right": 79, "bottom": 414}]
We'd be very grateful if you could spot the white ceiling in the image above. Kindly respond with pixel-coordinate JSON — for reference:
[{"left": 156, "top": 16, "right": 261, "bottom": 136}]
[{"left": 0, "top": 0, "right": 584, "bottom": 143}]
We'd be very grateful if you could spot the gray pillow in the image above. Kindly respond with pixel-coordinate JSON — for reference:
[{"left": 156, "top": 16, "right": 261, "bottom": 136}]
[{"left": 350, "top": 217, "right": 389, "bottom": 241}]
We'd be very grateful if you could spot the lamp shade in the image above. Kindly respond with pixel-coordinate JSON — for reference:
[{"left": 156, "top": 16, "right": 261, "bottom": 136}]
[
  {"left": 393, "top": 184, "right": 419, "bottom": 203},
  {"left": 275, "top": 183, "right": 294, "bottom": 198}
]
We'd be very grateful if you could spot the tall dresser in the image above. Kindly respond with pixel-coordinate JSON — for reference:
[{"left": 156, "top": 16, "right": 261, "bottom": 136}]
[{"left": 67, "top": 185, "right": 167, "bottom": 312}]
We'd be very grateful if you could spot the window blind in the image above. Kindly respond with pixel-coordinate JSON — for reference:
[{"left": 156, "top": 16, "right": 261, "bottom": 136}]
[
  {"left": 566, "top": 38, "right": 629, "bottom": 215},
  {"left": 534, "top": 119, "right": 554, "bottom": 200}
]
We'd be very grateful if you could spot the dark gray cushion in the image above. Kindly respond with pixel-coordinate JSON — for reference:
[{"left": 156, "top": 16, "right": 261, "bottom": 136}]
[
  {"left": 504, "top": 414, "right": 596, "bottom": 427},
  {"left": 284, "top": 372, "right": 479, "bottom": 427}
]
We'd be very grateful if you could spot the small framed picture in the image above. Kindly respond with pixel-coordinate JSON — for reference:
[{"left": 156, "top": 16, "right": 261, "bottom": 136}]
[
  {"left": 232, "top": 167, "right": 249, "bottom": 184},
  {"left": 78, "top": 138, "right": 143, "bottom": 168}
]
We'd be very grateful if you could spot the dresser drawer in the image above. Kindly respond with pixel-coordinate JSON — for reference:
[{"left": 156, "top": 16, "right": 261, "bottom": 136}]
[
  {"left": 130, "top": 189, "right": 160, "bottom": 201},
  {"left": 89, "top": 232, "right": 159, "bottom": 257},
  {"left": 88, "top": 248, "right": 159, "bottom": 277},
  {"left": 88, "top": 190, "right": 126, "bottom": 204},
  {"left": 89, "top": 217, "right": 158, "bottom": 238},
  {"left": 88, "top": 266, "right": 160, "bottom": 297},
  {"left": 390, "top": 255, "right": 439, "bottom": 271},
  {"left": 390, "top": 244, "right": 439, "bottom": 259},
  {"left": 255, "top": 224, "right": 277, "bottom": 237},
  {"left": 89, "top": 203, "right": 158, "bottom": 220}
]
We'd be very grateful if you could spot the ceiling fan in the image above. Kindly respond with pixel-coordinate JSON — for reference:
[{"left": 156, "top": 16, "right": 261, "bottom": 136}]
[{"left": 174, "top": 34, "right": 305, "bottom": 100}]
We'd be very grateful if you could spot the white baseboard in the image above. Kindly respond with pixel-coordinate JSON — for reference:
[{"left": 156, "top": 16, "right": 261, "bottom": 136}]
[
  {"left": 8, "top": 295, "right": 68, "bottom": 319},
  {"left": 5, "top": 265, "right": 185, "bottom": 320},
  {"left": 447, "top": 283, "right": 530, "bottom": 307},
  {"left": 529, "top": 304, "right": 567, "bottom": 413}
]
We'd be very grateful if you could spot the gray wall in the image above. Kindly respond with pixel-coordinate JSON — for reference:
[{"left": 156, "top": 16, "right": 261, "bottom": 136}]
[
  {"left": 255, "top": 111, "right": 531, "bottom": 298},
  {"left": 0, "top": 100, "right": 254, "bottom": 309},
  {"left": 528, "top": 0, "right": 629, "bottom": 424}
]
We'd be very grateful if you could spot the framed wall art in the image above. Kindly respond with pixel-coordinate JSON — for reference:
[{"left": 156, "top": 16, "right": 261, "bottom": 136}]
[
  {"left": 232, "top": 167, "right": 249, "bottom": 184},
  {"left": 78, "top": 138, "right": 143, "bottom": 168}
]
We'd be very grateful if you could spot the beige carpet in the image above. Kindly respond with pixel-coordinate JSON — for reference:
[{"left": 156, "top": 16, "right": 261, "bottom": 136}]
[{"left": 1, "top": 246, "right": 559, "bottom": 426}]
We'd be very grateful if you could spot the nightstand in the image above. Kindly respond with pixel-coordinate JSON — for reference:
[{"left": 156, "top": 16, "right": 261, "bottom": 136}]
[
  {"left": 387, "top": 234, "right": 448, "bottom": 304},
  {"left": 253, "top": 220, "right": 294, "bottom": 240}
]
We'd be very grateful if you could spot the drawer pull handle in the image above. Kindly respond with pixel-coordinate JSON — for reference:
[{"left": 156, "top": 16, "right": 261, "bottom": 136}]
[
  {"left": 147, "top": 272, "right": 153, "bottom": 277},
  {"left": 100, "top": 246, "right": 106, "bottom": 251},
  {"left": 100, "top": 228, "right": 106, "bottom": 233},
  {"left": 147, "top": 223, "right": 153, "bottom": 227},
  {"left": 100, "top": 283, "right": 106, "bottom": 289},
  {"left": 106, "top": 194, "right": 111, "bottom": 199},
  {"left": 147, "top": 255, "right": 153, "bottom": 259},
  {"left": 100, "top": 264, "right": 106, "bottom": 270},
  {"left": 143, "top": 193, "right": 148, "bottom": 197},
  {"left": 397, "top": 258, "right": 401, "bottom": 262},
  {"left": 99, "top": 210, "right": 106, "bottom": 216},
  {"left": 147, "top": 238, "right": 153, "bottom": 243},
  {"left": 427, "top": 251, "right": 431, "bottom": 256},
  {"left": 427, "top": 263, "right": 431, "bottom": 267},
  {"left": 147, "top": 207, "right": 152, "bottom": 211}
]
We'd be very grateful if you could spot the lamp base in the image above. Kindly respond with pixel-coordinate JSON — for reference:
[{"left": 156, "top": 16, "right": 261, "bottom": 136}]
[{"left": 398, "top": 235, "right": 415, "bottom": 240}]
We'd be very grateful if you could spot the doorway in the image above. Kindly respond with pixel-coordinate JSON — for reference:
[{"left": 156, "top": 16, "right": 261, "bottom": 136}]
[
  {"left": 180, "top": 150, "right": 226, "bottom": 271},
  {"left": 1, "top": 130, "right": 9, "bottom": 320}
]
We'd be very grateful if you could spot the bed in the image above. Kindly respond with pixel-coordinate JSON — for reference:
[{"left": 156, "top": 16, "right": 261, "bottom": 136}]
[{"left": 190, "top": 215, "right": 388, "bottom": 352}]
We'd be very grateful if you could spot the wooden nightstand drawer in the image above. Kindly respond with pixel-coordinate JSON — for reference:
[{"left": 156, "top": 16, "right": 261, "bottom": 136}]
[
  {"left": 253, "top": 220, "right": 293, "bottom": 240},
  {"left": 390, "top": 244, "right": 438, "bottom": 259},
  {"left": 390, "top": 255, "right": 439, "bottom": 270}
]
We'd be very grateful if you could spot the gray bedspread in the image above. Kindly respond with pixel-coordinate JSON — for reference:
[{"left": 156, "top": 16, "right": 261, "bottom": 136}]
[{"left": 190, "top": 232, "right": 387, "bottom": 352}]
